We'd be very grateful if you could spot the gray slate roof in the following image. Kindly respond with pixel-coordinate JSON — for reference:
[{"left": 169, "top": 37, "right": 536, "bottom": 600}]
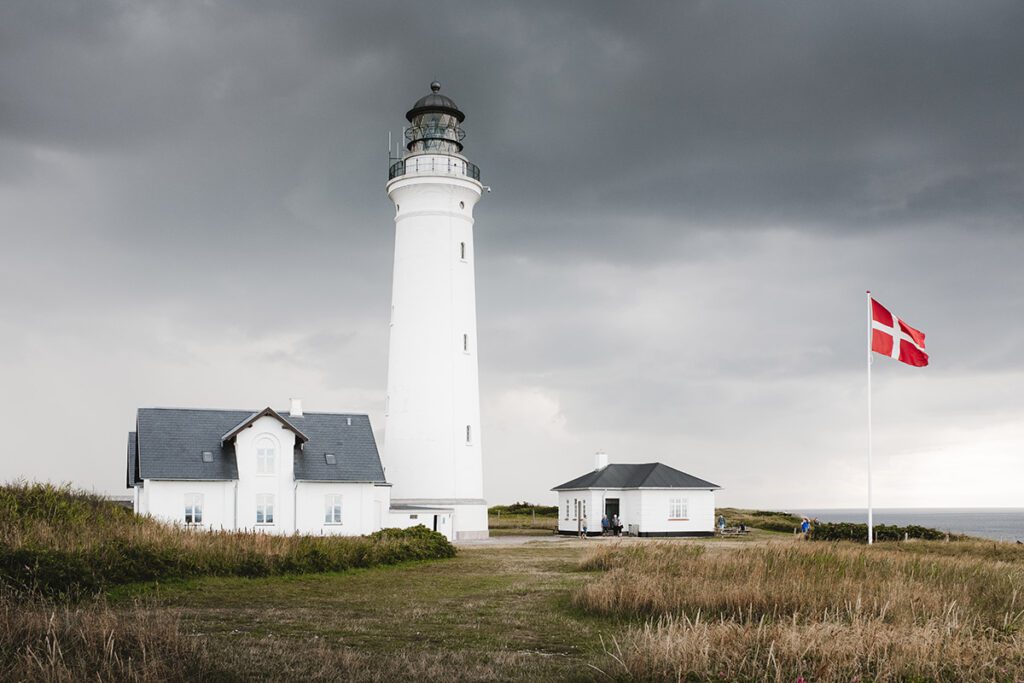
[
  {"left": 552, "top": 463, "right": 720, "bottom": 491},
  {"left": 130, "top": 408, "right": 386, "bottom": 485}
]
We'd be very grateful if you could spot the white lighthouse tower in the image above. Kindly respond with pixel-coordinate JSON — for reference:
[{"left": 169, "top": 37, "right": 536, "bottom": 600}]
[{"left": 383, "top": 82, "right": 488, "bottom": 539}]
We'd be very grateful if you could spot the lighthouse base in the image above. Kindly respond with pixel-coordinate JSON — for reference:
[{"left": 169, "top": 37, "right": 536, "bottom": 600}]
[{"left": 392, "top": 498, "right": 489, "bottom": 540}]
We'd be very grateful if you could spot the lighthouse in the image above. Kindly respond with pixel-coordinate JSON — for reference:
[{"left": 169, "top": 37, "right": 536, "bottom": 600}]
[{"left": 383, "top": 82, "right": 488, "bottom": 539}]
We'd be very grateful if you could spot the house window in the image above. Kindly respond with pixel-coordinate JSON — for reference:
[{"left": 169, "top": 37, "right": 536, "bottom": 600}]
[
  {"left": 582, "top": 500, "right": 587, "bottom": 518},
  {"left": 324, "top": 494, "right": 343, "bottom": 524},
  {"left": 459, "top": 242, "right": 466, "bottom": 260},
  {"left": 256, "top": 438, "right": 276, "bottom": 475},
  {"left": 564, "top": 500, "right": 569, "bottom": 520},
  {"left": 669, "top": 498, "right": 688, "bottom": 519},
  {"left": 184, "top": 493, "right": 203, "bottom": 525},
  {"left": 256, "top": 494, "right": 275, "bottom": 524},
  {"left": 466, "top": 425, "right": 472, "bottom": 444}
]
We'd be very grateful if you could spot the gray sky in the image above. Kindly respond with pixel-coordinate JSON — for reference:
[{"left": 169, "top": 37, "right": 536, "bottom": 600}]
[{"left": 1, "top": 1, "right": 1022, "bottom": 509}]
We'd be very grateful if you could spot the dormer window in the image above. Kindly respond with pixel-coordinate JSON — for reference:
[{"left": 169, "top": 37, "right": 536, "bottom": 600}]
[{"left": 256, "top": 437, "right": 276, "bottom": 475}]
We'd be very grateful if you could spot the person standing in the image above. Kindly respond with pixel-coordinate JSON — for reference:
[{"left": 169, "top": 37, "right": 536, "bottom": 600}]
[
  {"left": 580, "top": 515, "right": 589, "bottom": 539},
  {"left": 601, "top": 514, "right": 610, "bottom": 536},
  {"left": 612, "top": 513, "right": 621, "bottom": 536},
  {"left": 717, "top": 514, "right": 726, "bottom": 534}
]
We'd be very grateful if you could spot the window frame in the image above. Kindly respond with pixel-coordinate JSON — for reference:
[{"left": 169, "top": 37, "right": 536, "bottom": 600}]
[
  {"left": 324, "top": 494, "right": 343, "bottom": 525},
  {"left": 668, "top": 497, "right": 688, "bottom": 520},
  {"left": 255, "top": 437, "right": 277, "bottom": 476},
  {"left": 256, "top": 493, "right": 275, "bottom": 525},
  {"left": 184, "top": 493, "right": 204, "bottom": 525}
]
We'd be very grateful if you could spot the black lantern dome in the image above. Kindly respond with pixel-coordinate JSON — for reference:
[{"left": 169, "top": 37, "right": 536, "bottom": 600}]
[
  {"left": 404, "top": 82, "right": 466, "bottom": 154},
  {"left": 406, "top": 81, "right": 465, "bottom": 123}
]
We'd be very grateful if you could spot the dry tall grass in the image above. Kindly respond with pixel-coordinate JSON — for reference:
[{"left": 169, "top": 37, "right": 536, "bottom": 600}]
[
  {"left": 578, "top": 541, "right": 1024, "bottom": 681},
  {"left": 0, "top": 589, "right": 226, "bottom": 682}
]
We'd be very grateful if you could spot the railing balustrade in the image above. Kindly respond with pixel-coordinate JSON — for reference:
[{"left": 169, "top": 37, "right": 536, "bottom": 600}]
[{"left": 388, "top": 156, "right": 481, "bottom": 182}]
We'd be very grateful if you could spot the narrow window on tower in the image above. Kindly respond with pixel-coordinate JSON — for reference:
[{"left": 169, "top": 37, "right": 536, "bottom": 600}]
[
  {"left": 459, "top": 242, "right": 466, "bottom": 260},
  {"left": 466, "top": 425, "right": 472, "bottom": 445},
  {"left": 463, "top": 333, "right": 469, "bottom": 353}
]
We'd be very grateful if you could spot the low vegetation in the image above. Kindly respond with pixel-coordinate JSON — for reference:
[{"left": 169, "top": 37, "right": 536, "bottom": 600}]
[
  {"left": 488, "top": 501, "right": 557, "bottom": 533},
  {"left": 715, "top": 507, "right": 803, "bottom": 534},
  {"left": 810, "top": 521, "right": 967, "bottom": 542},
  {"left": 0, "top": 591, "right": 228, "bottom": 681},
  {"left": 577, "top": 540, "right": 1024, "bottom": 681},
  {"left": 488, "top": 502, "right": 558, "bottom": 517},
  {"left": 0, "top": 482, "right": 455, "bottom": 598}
]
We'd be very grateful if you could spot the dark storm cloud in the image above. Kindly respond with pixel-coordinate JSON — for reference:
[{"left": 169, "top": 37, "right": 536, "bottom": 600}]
[{"left": 1, "top": 1, "right": 1021, "bottom": 505}]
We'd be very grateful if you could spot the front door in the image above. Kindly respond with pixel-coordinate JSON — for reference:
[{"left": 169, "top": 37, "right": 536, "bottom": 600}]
[{"left": 605, "top": 498, "right": 620, "bottom": 519}]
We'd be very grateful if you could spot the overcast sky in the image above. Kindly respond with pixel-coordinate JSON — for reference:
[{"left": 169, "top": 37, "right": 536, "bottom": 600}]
[{"left": 1, "top": 1, "right": 1022, "bottom": 509}]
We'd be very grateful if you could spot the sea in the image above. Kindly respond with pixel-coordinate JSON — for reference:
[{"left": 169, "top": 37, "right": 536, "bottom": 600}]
[{"left": 790, "top": 509, "right": 1024, "bottom": 542}]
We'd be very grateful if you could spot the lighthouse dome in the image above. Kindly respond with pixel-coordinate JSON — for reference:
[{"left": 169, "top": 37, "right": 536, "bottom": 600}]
[{"left": 405, "top": 81, "right": 466, "bottom": 123}]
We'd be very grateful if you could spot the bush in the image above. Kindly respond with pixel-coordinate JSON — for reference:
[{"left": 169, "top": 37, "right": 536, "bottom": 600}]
[{"left": 810, "top": 522, "right": 963, "bottom": 543}]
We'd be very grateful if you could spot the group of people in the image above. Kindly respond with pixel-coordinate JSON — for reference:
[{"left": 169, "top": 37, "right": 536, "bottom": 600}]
[
  {"left": 716, "top": 515, "right": 746, "bottom": 535},
  {"left": 598, "top": 513, "right": 624, "bottom": 537}
]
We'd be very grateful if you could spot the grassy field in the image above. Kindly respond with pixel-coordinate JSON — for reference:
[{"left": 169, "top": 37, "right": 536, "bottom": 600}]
[{"left": 7, "top": 488, "right": 1023, "bottom": 681}]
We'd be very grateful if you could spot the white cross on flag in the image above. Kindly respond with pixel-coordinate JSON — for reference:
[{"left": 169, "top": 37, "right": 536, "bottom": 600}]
[{"left": 870, "top": 297, "right": 928, "bottom": 367}]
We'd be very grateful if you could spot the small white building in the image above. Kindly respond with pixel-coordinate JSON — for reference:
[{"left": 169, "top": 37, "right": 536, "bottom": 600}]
[
  {"left": 126, "top": 401, "right": 455, "bottom": 539},
  {"left": 552, "top": 454, "right": 721, "bottom": 537}
]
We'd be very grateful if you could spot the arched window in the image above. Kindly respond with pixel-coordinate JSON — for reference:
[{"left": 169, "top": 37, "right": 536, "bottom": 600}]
[{"left": 256, "top": 437, "right": 276, "bottom": 475}]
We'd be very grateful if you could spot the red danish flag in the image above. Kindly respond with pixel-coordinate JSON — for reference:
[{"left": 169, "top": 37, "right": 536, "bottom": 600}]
[{"left": 870, "top": 296, "right": 928, "bottom": 367}]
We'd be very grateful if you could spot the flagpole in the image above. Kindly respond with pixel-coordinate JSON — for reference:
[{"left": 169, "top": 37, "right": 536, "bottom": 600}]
[{"left": 866, "top": 290, "right": 874, "bottom": 545}]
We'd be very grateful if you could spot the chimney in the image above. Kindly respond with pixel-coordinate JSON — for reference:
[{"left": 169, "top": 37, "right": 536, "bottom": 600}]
[
  {"left": 595, "top": 451, "right": 608, "bottom": 470},
  {"left": 289, "top": 397, "right": 303, "bottom": 417}
]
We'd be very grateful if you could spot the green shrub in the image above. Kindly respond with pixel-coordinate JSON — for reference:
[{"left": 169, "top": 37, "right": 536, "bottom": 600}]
[{"left": 810, "top": 522, "right": 964, "bottom": 543}]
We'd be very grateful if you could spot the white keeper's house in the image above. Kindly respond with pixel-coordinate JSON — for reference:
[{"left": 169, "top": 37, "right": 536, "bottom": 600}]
[
  {"left": 127, "top": 400, "right": 455, "bottom": 539},
  {"left": 553, "top": 453, "right": 721, "bottom": 537}
]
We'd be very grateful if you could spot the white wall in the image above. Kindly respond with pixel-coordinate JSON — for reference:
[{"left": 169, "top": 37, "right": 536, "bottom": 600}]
[
  {"left": 637, "top": 489, "right": 716, "bottom": 534},
  {"left": 556, "top": 490, "right": 604, "bottom": 533},
  {"left": 383, "top": 157, "right": 487, "bottom": 537},
  {"left": 138, "top": 480, "right": 235, "bottom": 530},
  {"left": 295, "top": 481, "right": 381, "bottom": 536},
  {"left": 386, "top": 510, "right": 454, "bottom": 541}
]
